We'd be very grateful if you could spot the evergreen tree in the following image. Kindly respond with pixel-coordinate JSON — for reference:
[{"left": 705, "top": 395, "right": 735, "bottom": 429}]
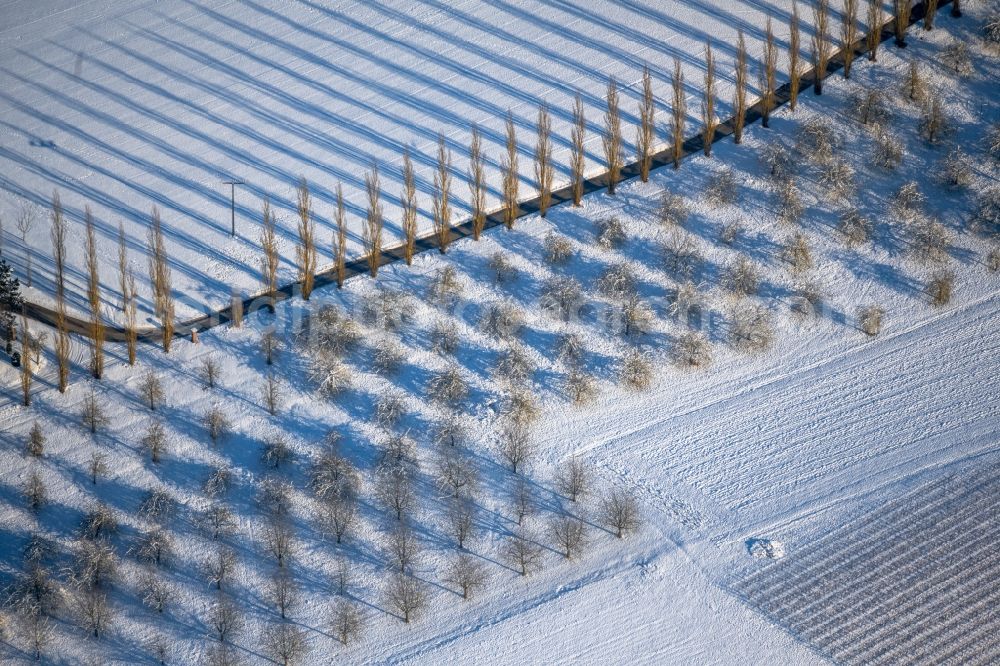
[{"left": 0, "top": 258, "right": 24, "bottom": 355}]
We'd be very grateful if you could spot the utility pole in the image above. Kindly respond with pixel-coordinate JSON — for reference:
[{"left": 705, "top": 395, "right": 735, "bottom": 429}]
[{"left": 222, "top": 178, "right": 245, "bottom": 237}]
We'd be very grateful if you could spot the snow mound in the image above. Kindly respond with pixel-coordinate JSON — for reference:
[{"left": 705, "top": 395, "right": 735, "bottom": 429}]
[{"left": 748, "top": 539, "right": 786, "bottom": 560}]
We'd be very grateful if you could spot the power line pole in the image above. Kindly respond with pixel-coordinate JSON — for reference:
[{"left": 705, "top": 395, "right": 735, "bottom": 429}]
[{"left": 222, "top": 178, "right": 245, "bottom": 237}]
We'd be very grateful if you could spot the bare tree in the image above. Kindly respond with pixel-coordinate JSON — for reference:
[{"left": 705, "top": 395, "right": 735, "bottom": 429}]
[
  {"left": 296, "top": 178, "right": 317, "bottom": 300},
  {"left": 940, "top": 148, "right": 972, "bottom": 190},
  {"left": 919, "top": 89, "right": 949, "bottom": 145},
  {"left": 81, "top": 387, "right": 109, "bottom": 435},
  {"left": 384, "top": 576, "right": 431, "bottom": 630},
  {"left": 842, "top": 0, "right": 859, "bottom": 78},
  {"left": 723, "top": 254, "right": 761, "bottom": 297},
  {"left": 733, "top": 31, "right": 748, "bottom": 143},
  {"left": 20, "top": 310, "right": 33, "bottom": 407},
  {"left": 620, "top": 348, "right": 653, "bottom": 390},
  {"left": 262, "top": 433, "right": 292, "bottom": 468},
  {"left": 433, "top": 133, "right": 453, "bottom": 253},
  {"left": 891, "top": 182, "right": 924, "bottom": 222},
  {"left": 510, "top": 477, "right": 534, "bottom": 525},
  {"left": 147, "top": 206, "right": 174, "bottom": 353},
  {"left": 124, "top": 269, "right": 137, "bottom": 366},
  {"left": 446, "top": 497, "right": 477, "bottom": 549},
  {"left": 662, "top": 227, "right": 701, "bottom": 279},
  {"left": 203, "top": 502, "right": 236, "bottom": 540},
  {"left": 84, "top": 207, "right": 105, "bottom": 379},
  {"left": 445, "top": 552, "right": 488, "bottom": 600},
  {"left": 942, "top": 40, "right": 972, "bottom": 78},
  {"left": 134, "top": 529, "right": 174, "bottom": 567},
  {"left": 502, "top": 111, "right": 520, "bottom": 228},
  {"left": 840, "top": 209, "right": 873, "bottom": 247},
  {"left": 23, "top": 469, "right": 46, "bottom": 512},
  {"left": 201, "top": 355, "right": 221, "bottom": 390},
  {"left": 503, "top": 389, "right": 541, "bottom": 427},
  {"left": 325, "top": 186, "right": 345, "bottom": 290},
  {"left": 27, "top": 421, "right": 44, "bottom": 457},
  {"left": 549, "top": 513, "right": 586, "bottom": 559},
  {"left": 894, "top": 0, "right": 912, "bottom": 48},
  {"left": 911, "top": 218, "right": 952, "bottom": 264},
  {"left": 260, "top": 198, "right": 279, "bottom": 298},
  {"left": 231, "top": 287, "right": 243, "bottom": 330},
  {"left": 138, "top": 488, "right": 176, "bottom": 524},
  {"left": 332, "top": 552, "right": 351, "bottom": 595},
  {"left": 141, "top": 573, "right": 172, "bottom": 614},
  {"left": 926, "top": 270, "right": 954, "bottom": 306},
  {"left": 555, "top": 457, "right": 589, "bottom": 502},
  {"left": 489, "top": 251, "right": 518, "bottom": 285},
  {"left": 50, "top": 191, "right": 66, "bottom": 301},
  {"left": 387, "top": 521, "right": 422, "bottom": 573},
  {"left": 270, "top": 570, "right": 298, "bottom": 619},
  {"left": 789, "top": 1, "right": 802, "bottom": 110},
  {"left": 331, "top": 598, "right": 363, "bottom": 644},
  {"left": 564, "top": 366, "right": 598, "bottom": 404},
  {"left": 75, "top": 590, "right": 112, "bottom": 638},
  {"left": 867, "top": 0, "right": 884, "bottom": 61},
  {"left": 599, "top": 488, "right": 641, "bottom": 538},
  {"left": 261, "top": 374, "right": 283, "bottom": 416},
  {"left": 210, "top": 598, "right": 242, "bottom": 642},
  {"left": 637, "top": 65, "right": 655, "bottom": 180},
  {"left": 89, "top": 451, "right": 108, "bottom": 485},
  {"left": 364, "top": 165, "right": 384, "bottom": 278},
  {"left": 852, "top": 87, "right": 891, "bottom": 127},
  {"left": 15, "top": 201, "right": 37, "bottom": 287},
  {"left": 761, "top": 18, "right": 778, "bottom": 127},
  {"left": 903, "top": 59, "right": 927, "bottom": 104},
  {"left": 535, "top": 104, "right": 554, "bottom": 216},
  {"left": 74, "top": 537, "right": 117, "bottom": 585},
  {"left": 729, "top": 304, "right": 774, "bottom": 353},
  {"left": 24, "top": 610, "right": 52, "bottom": 661},
  {"left": 504, "top": 528, "right": 544, "bottom": 576},
  {"left": 383, "top": 576, "right": 429, "bottom": 628},
  {"left": 469, "top": 126, "right": 487, "bottom": 239},
  {"left": 436, "top": 447, "right": 479, "bottom": 498},
  {"left": 783, "top": 232, "right": 813, "bottom": 273},
  {"left": 264, "top": 518, "right": 295, "bottom": 568},
  {"left": 705, "top": 167, "right": 738, "bottom": 207},
  {"left": 139, "top": 369, "right": 164, "bottom": 410},
  {"left": 673, "top": 330, "right": 712, "bottom": 369},
  {"left": 427, "top": 365, "right": 469, "bottom": 407},
  {"left": 204, "top": 467, "right": 233, "bottom": 499},
  {"left": 204, "top": 404, "right": 232, "bottom": 445},
  {"left": 857, "top": 305, "right": 885, "bottom": 336},
  {"left": 203, "top": 547, "right": 236, "bottom": 591},
  {"left": 541, "top": 275, "right": 583, "bottom": 321},
  {"left": 497, "top": 421, "right": 535, "bottom": 474},
  {"left": 812, "top": 0, "right": 831, "bottom": 95},
  {"left": 596, "top": 216, "right": 627, "bottom": 250},
  {"left": 604, "top": 77, "right": 623, "bottom": 193},
  {"left": 670, "top": 57, "right": 686, "bottom": 168},
  {"left": 141, "top": 420, "right": 167, "bottom": 464},
  {"left": 373, "top": 400, "right": 407, "bottom": 439},
  {"left": 702, "top": 42, "right": 717, "bottom": 155},
  {"left": 571, "top": 94, "right": 586, "bottom": 206},
  {"left": 401, "top": 150, "right": 417, "bottom": 265},
  {"left": 262, "top": 330, "right": 281, "bottom": 366},
  {"left": 321, "top": 489, "right": 358, "bottom": 545},
  {"left": 377, "top": 463, "right": 416, "bottom": 521}
]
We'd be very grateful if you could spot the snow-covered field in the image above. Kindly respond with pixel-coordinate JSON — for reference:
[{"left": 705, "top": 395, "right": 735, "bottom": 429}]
[
  {"left": 3, "top": 0, "right": 818, "bottom": 319},
  {"left": 2, "top": 1, "right": 1000, "bottom": 664}
]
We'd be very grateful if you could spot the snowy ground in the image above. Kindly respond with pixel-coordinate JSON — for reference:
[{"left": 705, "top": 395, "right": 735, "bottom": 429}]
[{"left": 1, "top": 1, "right": 1000, "bottom": 665}]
